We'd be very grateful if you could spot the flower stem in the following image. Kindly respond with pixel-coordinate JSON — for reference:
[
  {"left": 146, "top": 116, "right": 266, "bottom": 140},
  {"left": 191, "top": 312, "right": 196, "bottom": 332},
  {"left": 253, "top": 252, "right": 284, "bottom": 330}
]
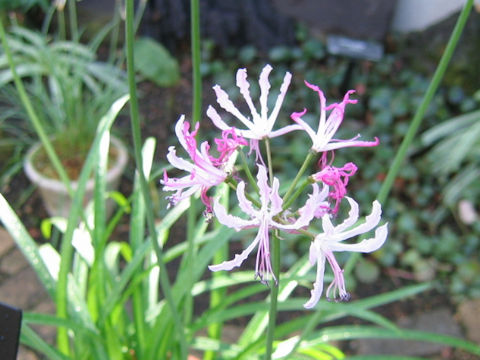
[
  {"left": 282, "top": 151, "right": 316, "bottom": 207},
  {"left": 282, "top": 177, "right": 313, "bottom": 211},
  {"left": 376, "top": 0, "right": 474, "bottom": 206},
  {"left": 346, "top": 0, "right": 474, "bottom": 276},
  {"left": 264, "top": 233, "right": 280, "bottom": 360},
  {"left": 264, "top": 138, "right": 279, "bottom": 360},
  {"left": 239, "top": 149, "right": 260, "bottom": 193},
  {"left": 125, "top": 1, "right": 187, "bottom": 358}
]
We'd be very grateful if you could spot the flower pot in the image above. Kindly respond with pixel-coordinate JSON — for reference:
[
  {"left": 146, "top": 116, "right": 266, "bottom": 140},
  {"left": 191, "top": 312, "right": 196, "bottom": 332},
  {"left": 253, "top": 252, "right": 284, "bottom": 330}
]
[{"left": 24, "top": 136, "right": 128, "bottom": 218}]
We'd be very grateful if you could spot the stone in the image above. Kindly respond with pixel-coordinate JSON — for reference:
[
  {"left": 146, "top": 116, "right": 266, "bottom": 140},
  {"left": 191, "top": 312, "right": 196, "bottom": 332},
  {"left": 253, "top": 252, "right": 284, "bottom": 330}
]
[
  {"left": 17, "top": 346, "right": 40, "bottom": 360},
  {"left": 457, "top": 299, "right": 480, "bottom": 343},
  {"left": 0, "top": 248, "right": 29, "bottom": 275},
  {"left": 0, "top": 228, "right": 15, "bottom": 258},
  {"left": 351, "top": 307, "right": 463, "bottom": 356},
  {"left": 0, "top": 267, "right": 49, "bottom": 310}
]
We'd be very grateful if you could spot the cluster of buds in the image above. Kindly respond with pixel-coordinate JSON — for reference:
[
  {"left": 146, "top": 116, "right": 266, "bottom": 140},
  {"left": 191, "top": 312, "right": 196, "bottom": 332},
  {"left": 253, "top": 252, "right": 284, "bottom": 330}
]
[{"left": 162, "top": 64, "right": 388, "bottom": 308}]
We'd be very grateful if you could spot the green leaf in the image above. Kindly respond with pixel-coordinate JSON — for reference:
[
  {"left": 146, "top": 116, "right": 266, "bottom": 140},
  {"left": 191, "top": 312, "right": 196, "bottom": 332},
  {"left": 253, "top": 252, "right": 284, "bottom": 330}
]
[
  {"left": 305, "top": 325, "right": 480, "bottom": 356},
  {"left": 133, "top": 37, "right": 180, "bottom": 87},
  {"left": 0, "top": 194, "right": 57, "bottom": 298}
]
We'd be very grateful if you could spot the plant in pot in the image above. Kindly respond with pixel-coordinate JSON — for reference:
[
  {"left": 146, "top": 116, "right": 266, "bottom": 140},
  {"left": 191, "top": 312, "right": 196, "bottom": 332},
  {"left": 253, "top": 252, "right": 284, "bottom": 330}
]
[{"left": 0, "top": 26, "right": 129, "bottom": 217}]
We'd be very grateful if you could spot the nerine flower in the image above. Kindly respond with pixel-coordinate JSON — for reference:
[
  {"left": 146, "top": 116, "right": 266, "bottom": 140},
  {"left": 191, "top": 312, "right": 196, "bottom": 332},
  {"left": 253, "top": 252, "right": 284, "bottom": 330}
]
[
  {"left": 209, "top": 164, "right": 322, "bottom": 284},
  {"left": 312, "top": 162, "right": 357, "bottom": 214},
  {"left": 206, "top": 64, "right": 301, "bottom": 151},
  {"left": 304, "top": 197, "right": 388, "bottom": 309},
  {"left": 161, "top": 116, "right": 235, "bottom": 211},
  {"left": 291, "top": 81, "right": 379, "bottom": 153}
]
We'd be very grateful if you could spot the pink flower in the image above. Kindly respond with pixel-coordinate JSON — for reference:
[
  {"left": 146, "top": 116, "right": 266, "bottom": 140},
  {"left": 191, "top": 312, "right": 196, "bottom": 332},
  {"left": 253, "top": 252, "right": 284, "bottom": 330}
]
[
  {"left": 161, "top": 116, "right": 229, "bottom": 211},
  {"left": 206, "top": 64, "right": 301, "bottom": 143},
  {"left": 312, "top": 162, "right": 357, "bottom": 214},
  {"left": 209, "top": 164, "right": 321, "bottom": 284},
  {"left": 209, "top": 128, "right": 248, "bottom": 167},
  {"left": 291, "top": 81, "right": 379, "bottom": 153},
  {"left": 304, "top": 198, "right": 388, "bottom": 309}
]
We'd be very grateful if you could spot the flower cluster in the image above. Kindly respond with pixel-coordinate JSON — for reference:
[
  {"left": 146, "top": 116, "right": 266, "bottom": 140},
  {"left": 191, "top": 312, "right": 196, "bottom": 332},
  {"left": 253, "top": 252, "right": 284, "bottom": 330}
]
[{"left": 162, "top": 64, "right": 388, "bottom": 308}]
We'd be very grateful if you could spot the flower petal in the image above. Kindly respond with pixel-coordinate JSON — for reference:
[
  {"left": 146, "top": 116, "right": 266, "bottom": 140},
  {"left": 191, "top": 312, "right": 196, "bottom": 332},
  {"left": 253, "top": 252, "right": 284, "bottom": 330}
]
[
  {"left": 236, "top": 181, "right": 257, "bottom": 217},
  {"left": 208, "top": 233, "right": 260, "bottom": 272},
  {"left": 329, "top": 223, "right": 388, "bottom": 253},
  {"left": 334, "top": 200, "right": 383, "bottom": 241},
  {"left": 259, "top": 64, "right": 273, "bottom": 123},
  {"left": 213, "top": 198, "right": 257, "bottom": 231},
  {"left": 304, "top": 242, "right": 326, "bottom": 309}
]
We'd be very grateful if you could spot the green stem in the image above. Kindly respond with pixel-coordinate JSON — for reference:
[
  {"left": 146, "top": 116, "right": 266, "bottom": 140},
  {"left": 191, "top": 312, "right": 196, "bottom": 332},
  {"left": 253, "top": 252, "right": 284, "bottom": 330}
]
[
  {"left": 282, "top": 151, "right": 316, "bottom": 207},
  {"left": 376, "top": 0, "right": 474, "bottom": 206},
  {"left": 204, "top": 184, "right": 230, "bottom": 360},
  {"left": 282, "top": 177, "right": 313, "bottom": 211},
  {"left": 346, "top": 0, "right": 474, "bottom": 276},
  {"left": 67, "top": 0, "right": 78, "bottom": 42},
  {"left": 125, "top": 1, "right": 187, "bottom": 358},
  {"left": 264, "top": 138, "right": 279, "bottom": 360},
  {"left": 191, "top": 0, "right": 202, "bottom": 125},
  {"left": 56, "top": 4, "right": 66, "bottom": 40},
  {"left": 239, "top": 150, "right": 260, "bottom": 193},
  {"left": 264, "top": 233, "right": 280, "bottom": 360}
]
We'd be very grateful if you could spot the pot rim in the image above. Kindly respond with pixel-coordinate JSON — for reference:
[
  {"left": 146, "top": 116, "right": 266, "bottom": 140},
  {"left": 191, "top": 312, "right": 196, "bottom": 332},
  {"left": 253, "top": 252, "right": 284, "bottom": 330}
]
[{"left": 24, "top": 135, "right": 128, "bottom": 194}]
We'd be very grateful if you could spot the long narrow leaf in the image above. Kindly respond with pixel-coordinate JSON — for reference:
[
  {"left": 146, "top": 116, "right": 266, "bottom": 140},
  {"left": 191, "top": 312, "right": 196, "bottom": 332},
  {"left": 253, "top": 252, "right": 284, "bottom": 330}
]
[{"left": 0, "top": 194, "right": 56, "bottom": 298}]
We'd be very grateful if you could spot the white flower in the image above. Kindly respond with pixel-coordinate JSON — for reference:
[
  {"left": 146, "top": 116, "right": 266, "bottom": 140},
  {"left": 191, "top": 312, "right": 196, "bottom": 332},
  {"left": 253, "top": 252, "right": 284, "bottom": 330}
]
[
  {"left": 304, "top": 197, "right": 388, "bottom": 308},
  {"left": 206, "top": 64, "right": 301, "bottom": 140}
]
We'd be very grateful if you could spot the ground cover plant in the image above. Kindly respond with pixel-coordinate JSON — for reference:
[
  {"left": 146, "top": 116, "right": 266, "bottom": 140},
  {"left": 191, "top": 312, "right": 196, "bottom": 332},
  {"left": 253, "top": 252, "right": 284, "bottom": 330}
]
[{"left": 0, "top": 0, "right": 479, "bottom": 359}]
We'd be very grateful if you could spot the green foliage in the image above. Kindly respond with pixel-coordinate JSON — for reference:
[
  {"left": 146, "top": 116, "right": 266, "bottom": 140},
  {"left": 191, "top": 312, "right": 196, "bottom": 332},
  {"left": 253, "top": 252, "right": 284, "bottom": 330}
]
[
  {"left": 199, "top": 22, "right": 480, "bottom": 301},
  {"left": 0, "top": 26, "right": 127, "bottom": 157},
  {"left": 133, "top": 36, "right": 180, "bottom": 87},
  {"left": 0, "top": 0, "right": 49, "bottom": 11}
]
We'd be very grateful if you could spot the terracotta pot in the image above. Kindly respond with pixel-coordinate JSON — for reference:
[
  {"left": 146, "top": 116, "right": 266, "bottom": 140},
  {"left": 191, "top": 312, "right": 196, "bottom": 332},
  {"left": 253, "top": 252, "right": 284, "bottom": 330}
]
[{"left": 24, "top": 136, "right": 128, "bottom": 218}]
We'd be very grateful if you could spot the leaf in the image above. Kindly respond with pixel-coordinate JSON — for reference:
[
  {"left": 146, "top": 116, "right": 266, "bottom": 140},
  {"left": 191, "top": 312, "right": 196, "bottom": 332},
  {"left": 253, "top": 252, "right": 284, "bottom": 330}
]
[{"left": 133, "top": 37, "right": 180, "bottom": 87}]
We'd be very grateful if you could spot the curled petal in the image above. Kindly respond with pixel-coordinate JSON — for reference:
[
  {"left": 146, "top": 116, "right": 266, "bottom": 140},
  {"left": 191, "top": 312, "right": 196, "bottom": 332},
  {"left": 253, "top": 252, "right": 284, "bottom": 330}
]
[
  {"left": 304, "top": 246, "right": 326, "bottom": 309},
  {"left": 329, "top": 223, "right": 388, "bottom": 253},
  {"left": 209, "top": 234, "right": 260, "bottom": 272},
  {"left": 213, "top": 199, "right": 257, "bottom": 231}
]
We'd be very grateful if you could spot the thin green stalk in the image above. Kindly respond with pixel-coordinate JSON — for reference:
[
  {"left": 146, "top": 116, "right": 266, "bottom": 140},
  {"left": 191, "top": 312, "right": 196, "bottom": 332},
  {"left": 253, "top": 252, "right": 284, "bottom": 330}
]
[
  {"left": 56, "top": 3, "right": 66, "bottom": 40},
  {"left": 376, "top": 0, "right": 474, "bottom": 206},
  {"left": 204, "top": 184, "right": 230, "bottom": 360},
  {"left": 67, "top": 0, "right": 78, "bottom": 42},
  {"left": 264, "top": 138, "right": 279, "bottom": 360},
  {"left": 265, "top": 138, "right": 274, "bottom": 183},
  {"left": 239, "top": 150, "right": 260, "bottom": 193},
  {"left": 346, "top": 0, "right": 474, "bottom": 276},
  {"left": 282, "top": 151, "right": 316, "bottom": 207},
  {"left": 125, "top": 1, "right": 187, "bottom": 358},
  {"left": 264, "top": 233, "right": 280, "bottom": 360},
  {"left": 190, "top": 0, "right": 202, "bottom": 125},
  {"left": 183, "top": 0, "right": 203, "bottom": 329},
  {"left": 282, "top": 177, "right": 312, "bottom": 211}
]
